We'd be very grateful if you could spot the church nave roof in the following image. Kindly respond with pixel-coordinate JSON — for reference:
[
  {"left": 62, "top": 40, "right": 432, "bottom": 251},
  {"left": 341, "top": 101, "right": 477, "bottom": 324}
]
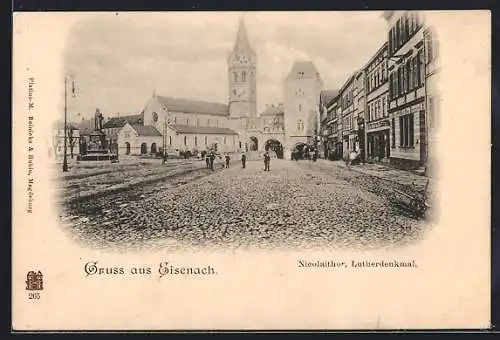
[{"left": 156, "top": 96, "right": 229, "bottom": 116}]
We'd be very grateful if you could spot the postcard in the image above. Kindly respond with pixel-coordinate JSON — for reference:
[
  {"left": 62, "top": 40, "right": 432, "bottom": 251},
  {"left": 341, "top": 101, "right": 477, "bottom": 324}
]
[{"left": 12, "top": 10, "right": 490, "bottom": 330}]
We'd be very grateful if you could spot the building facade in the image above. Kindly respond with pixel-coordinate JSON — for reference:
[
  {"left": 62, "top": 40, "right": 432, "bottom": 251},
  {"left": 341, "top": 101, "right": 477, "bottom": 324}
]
[
  {"left": 339, "top": 75, "right": 356, "bottom": 158},
  {"left": 353, "top": 70, "right": 367, "bottom": 159},
  {"left": 385, "top": 10, "right": 427, "bottom": 171},
  {"left": 424, "top": 26, "right": 440, "bottom": 177},
  {"left": 319, "top": 90, "right": 339, "bottom": 159},
  {"left": 365, "top": 42, "right": 391, "bottom": 163},
  {"left": 283, "top": 61, "right": 324, "bottom": 159}
]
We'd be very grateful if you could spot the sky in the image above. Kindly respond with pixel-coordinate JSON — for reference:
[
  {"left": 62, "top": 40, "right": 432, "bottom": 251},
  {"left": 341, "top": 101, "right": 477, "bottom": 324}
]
[{"left": 63, "top": 11, "right": 388, "bottom": 122}]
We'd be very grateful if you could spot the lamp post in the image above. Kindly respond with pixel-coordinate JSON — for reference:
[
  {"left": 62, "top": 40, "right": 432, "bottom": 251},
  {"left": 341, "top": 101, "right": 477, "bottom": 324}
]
[{"left": 62, "top": 74, "right": 71, "bottom": 172}]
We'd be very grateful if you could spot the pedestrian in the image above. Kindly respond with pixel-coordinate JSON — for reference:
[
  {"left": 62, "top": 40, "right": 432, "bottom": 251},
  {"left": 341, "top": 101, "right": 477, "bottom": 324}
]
[
  {"left": 241, "top": 153, "right": 246, "bottom": 168},
  {"left": 264, "top": 151, "right": 271, "bottom": 171},
  {"left": 225, "top": 153, "right": 231, "bottom": 168},
  {"left": 205, "top": 154, "right": 210, "bottom": 168},
  {"left": 209, "top": 152, "right": 215, "bottom": 170}
]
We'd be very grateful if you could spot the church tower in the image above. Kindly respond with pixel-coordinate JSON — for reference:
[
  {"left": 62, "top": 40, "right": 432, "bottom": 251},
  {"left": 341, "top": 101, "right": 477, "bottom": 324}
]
[{"left": 228, "top": 17, "right": 257, "bottom": 119}]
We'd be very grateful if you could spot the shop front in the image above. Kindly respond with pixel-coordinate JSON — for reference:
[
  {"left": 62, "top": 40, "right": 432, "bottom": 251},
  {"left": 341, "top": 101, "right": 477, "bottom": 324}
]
[{"left": 366, "top": 119, "right": 390, "bottom": 162}]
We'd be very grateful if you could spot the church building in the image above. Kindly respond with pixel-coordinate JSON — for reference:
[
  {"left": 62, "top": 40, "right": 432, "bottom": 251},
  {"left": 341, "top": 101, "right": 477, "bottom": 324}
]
[{"left": 115, "top": 17, "right": 322, "bottom": 160}]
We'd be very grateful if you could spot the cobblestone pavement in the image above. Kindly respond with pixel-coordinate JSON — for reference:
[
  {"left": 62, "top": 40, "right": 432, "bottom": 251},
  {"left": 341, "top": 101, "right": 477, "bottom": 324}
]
[{"left": 60, "top": 159, "right": 431, "bottom": 252}]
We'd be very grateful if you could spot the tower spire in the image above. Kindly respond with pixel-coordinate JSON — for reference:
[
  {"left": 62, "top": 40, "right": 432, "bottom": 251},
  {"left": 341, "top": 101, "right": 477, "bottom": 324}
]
[{"left": 233, "top": 16, "right": 252, "bottom": 53}]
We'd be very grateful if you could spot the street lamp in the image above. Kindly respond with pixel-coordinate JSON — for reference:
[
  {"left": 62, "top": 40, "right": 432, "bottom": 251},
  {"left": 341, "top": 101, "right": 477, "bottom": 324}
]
[{"left": 62, "top": 73, "right": 75, "bottom": 172}]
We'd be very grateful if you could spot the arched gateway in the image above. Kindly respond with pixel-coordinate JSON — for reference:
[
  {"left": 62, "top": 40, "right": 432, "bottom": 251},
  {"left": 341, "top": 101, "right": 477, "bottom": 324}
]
[{"left": 265, "top": 139, "right": 284, "bottom": 159}]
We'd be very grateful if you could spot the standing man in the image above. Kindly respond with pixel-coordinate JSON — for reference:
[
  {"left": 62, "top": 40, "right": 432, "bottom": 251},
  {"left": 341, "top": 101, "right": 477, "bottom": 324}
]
[
  {"left": 241, "top": 152, "right": 246, "bottom": 168},
  {"left": 264, "top": 151, "right": 271, "bottom": 171},
  {"left": 209, "top": 152, "right": 215, "bottom": 170},
  {"left": 205, "top": 154, "right": 210, "bottom": 168},
  {"left": 225, "top": 153, "right": 231, "bottom": 168}
]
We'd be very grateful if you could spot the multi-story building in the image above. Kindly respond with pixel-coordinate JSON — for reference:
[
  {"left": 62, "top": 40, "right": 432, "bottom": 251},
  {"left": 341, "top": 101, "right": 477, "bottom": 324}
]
[
  {"left": 283, "top": 61, "right": 324, "bottom": 159},
  {"left": 319, "top": 90, "right": 339, "bottom": 158},
  {"left": 353, "top": 70, "right": 366, "bottom": 159},
  {"left": 384, "top": 10, "right": 427, "bottom": 171},
  {"left": 424, "top": 26, "right": 440, "bottom": 177},
  {"left": 365, "top": 42, "right": 391, "bottom": 163},
  {"left": 339, "top": 74, "right": 356, "bottom": 158}
]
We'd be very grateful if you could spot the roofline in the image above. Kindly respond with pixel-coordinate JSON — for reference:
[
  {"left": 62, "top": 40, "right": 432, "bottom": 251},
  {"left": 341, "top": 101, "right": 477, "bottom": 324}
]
[
  {"left": 168, "top": 125, "right": 238, "bottom": 135},
  {"left": 382, "top": 11, "right": 394, "bottom": 21},
  {"left": 339, "top": 73, "right": 356, "bottom": 94},
  {"left": 362, "top": 41, "right": 389, "bottom": 71}
]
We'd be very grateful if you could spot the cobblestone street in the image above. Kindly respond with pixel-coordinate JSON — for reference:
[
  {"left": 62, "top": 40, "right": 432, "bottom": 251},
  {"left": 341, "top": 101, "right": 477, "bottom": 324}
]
[{"left": 60, "top": 159, "right": 431, "bottom": 252}]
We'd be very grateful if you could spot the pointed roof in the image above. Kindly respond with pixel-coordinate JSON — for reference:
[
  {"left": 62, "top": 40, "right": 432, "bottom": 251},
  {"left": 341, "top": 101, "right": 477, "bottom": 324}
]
[
  {"left": 320, "top": 90, "right": 339, "bottom": 107},
  {"left": 129, "top": 124, "right": 162, "bottom": 137},
  {"left": 260, "top": 104, "right": 284, "bottom": 116},
  {"left": 285, "top": 61, "right": 321, "bottom": 81},
  {"left": 169, "top": 124, "right": 238, "bottom": 135},
  {"left": 156, "top": 96, "right": 228, "bottom": 116},
  {"left": 232, "top": 17, "right": 255, "bottom": 55},
  {"left": 102, "top": 114, "right": 144, "bottom": 129}
]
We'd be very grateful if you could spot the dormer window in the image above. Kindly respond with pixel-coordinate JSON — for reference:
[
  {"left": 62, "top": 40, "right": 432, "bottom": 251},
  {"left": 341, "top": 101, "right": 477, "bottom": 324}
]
[{"left": 297, "top": 71, "right": 305, "bottom": 79}]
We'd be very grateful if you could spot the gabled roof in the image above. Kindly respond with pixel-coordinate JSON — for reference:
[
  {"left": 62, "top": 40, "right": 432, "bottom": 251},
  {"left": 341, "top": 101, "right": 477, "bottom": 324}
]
[
  {"left": 285, "top": 61, "right": 321, "bottom": 81},
  {"left": 102, "top": 114, "right": 143, "bottom": 129},
  {"left": 169, "top": 124, "right": 238, "bottom": 135},
  {"left": 129, "top": 124, "right": 162, "bottom": 137},
  {"left": 156, "top": 96, "right": 228, "bottom": 116},
  {"left": 260, "top": 104, "right": 284, "bottom": 116},
  {"left": 320, "top": 90, "right": 339, "bottom": 107}
]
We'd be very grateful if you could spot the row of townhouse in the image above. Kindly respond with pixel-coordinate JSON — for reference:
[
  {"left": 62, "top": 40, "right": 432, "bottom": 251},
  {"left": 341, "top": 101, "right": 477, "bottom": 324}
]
[{"left": 319, "top": 10, "right": 440, "bottom": 174}]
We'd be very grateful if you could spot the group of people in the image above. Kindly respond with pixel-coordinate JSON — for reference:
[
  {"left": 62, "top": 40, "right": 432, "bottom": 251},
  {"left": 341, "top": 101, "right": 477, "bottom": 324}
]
[{"left": 203, "top": 151, "right": 272, "bottom": 171}]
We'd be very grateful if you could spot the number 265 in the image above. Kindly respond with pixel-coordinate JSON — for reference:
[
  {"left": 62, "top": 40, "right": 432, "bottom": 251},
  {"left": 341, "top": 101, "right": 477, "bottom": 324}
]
[{"left": 28, "top": 292, "right": 40, "bottom": 299}]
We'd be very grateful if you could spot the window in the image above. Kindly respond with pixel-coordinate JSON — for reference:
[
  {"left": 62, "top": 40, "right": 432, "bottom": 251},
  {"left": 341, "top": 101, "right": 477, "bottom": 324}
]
[
  {"left": 205, "top": 136, "right": 208, "bottom": 145},
  {"left": 391, "top": 118, "right": 396, "bottom": 148},
  {"left": 197, "top": 118, "right": 200, "bottom": 126},
  {"left": 396, "top": 19, "right": 401, "bottom": 48},
  {"left": 233, "top": 72, "right": 238, "bottom": 82},
  {"left": 389, "top": 73, "right": 393, "bottom": 99},
  {"left": 169, "top": 136, "right": 172, "bottom": 145},
  {"left": 388, "top": 29, "right": 393, "bottom": 55},
  {"left": 239, "top": 141, "right": 242, "bottom": 148},
  {"left": 184, "top": 136, "right": 187, "bottom": 146},
  {"left": 224, "top": 136, "right": 227, "bottom": 145},
  {"left": 381, "top": 62, "right": 386, "bottom": 82},
  {"left": 194, "top": 136, "right": 197, "bottom": 146},
  {"left": 382, "top": 98, "right": 387, "bottom": 117},
  {"left": 298, "top": 104, "right": 302, "bottom": 112},
  {"left": 417, "top": 49, "right": 424, "bottom": 86},
  {"left": 216, "top": 120, "right": 219, "bottom": 127},
  {"left": 208, "top": 119, "right": 211, "bottom": 126},
  {"left": 399, "top": 113, "right": 414, "bottom": 148},
  {"left": 425, "top": 31, "right": 434, "bottom": 64},
  {"left": 186, "top": 118, "right": 189, "bottom": 125},
  {"left": 402, "top": 64, "right": 407, "bottom": 93},
  {"left": 241, "top": 71, "right": 246, "bottom": 82}
]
